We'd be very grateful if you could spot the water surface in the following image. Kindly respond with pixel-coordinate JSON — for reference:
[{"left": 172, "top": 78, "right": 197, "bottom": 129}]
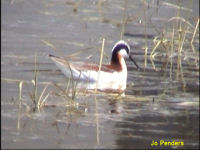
[{"left": 1, "top": 0, "right": 199, "bottom": 149}]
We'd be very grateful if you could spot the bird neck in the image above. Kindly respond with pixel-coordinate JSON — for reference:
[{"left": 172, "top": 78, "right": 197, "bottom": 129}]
[{"left": 111, "top": 53, "right": 127, "bottom": 71}]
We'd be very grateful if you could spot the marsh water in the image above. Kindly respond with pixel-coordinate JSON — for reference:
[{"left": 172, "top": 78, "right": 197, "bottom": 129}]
[{"left": 1, "top": 0, "right": 199, "bottom": 149}]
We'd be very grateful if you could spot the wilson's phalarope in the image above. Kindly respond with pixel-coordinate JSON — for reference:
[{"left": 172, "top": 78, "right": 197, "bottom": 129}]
[{"left": 49, "top": 40, "right": 140, "bottom": 93}]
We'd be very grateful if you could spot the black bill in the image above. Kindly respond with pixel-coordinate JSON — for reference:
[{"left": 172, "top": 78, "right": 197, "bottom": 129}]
[{"left": 129, "top": 55, "right": 140, "bottom": 70}]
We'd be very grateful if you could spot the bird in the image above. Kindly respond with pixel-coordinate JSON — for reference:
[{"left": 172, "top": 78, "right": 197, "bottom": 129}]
[{"left": 49, "top": 40, "right": 140, "bottom": 93}]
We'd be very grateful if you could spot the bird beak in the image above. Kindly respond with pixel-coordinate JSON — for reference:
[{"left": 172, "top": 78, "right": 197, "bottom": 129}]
[{"left": 129, "top": 55, "right": 140, "bottom": 70}]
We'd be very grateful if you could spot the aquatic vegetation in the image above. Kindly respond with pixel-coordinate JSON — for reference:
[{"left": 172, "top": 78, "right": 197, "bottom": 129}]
[
  {"left": 30, "top": 55, "right": 49, "bottom": 111},
  {"left": 149, "top": 3, "right": 199, "bottom": 81},
  {"left": 1, "top": 0, "right": 199, "bottom": 149}
]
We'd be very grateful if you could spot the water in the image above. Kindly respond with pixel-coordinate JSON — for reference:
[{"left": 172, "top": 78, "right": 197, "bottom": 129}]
[{"left": 1, "top": 0, "right": 199, "bottom": 149}]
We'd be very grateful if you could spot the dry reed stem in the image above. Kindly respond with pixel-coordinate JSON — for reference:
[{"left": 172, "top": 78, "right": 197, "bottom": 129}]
[
  {"left": 168, "top": 17, "right": 195, "bottom": 29},
  {"left": 170, "top": 26, "right": 175, "bottom": 80},
  {"left": 33, "top": 54, "right": 38, "bottom": 107},
  {"left": 143, "top": 0, "right": 148, "bottom": 71},
  {"left": 37, "top": 85, "right": 49, "bottom": 109},
  {"left": 40, "top": 93, "right": 49, "bottom": 108},
  {"left": 176, "top": 24, "right": 188, "bottom": 80},
  {"left": 163, "top": 2, "right": 192, "bottom": 12},
  {"left": 191, "top": 18, "right": 199, "bottom": 52},
  {"left": 95, "top": 38, "right": 105, "bottom": 145},
  {"left": 120, "top": 0, "right": 128, "bottom": 40},
  {"left": 17, "top": 80, "right": 23, "bottom": 129},
  {"left": 41, "top": 39, "right": 57, "bottom": 51},
  {"left": 150, "top": 40, "right": 161, "bottom": 70}
]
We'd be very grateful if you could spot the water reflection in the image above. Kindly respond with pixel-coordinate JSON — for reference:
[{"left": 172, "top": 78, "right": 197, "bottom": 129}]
[{"left": 113, "top": 99, "right": 199, "bottom": 149}]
